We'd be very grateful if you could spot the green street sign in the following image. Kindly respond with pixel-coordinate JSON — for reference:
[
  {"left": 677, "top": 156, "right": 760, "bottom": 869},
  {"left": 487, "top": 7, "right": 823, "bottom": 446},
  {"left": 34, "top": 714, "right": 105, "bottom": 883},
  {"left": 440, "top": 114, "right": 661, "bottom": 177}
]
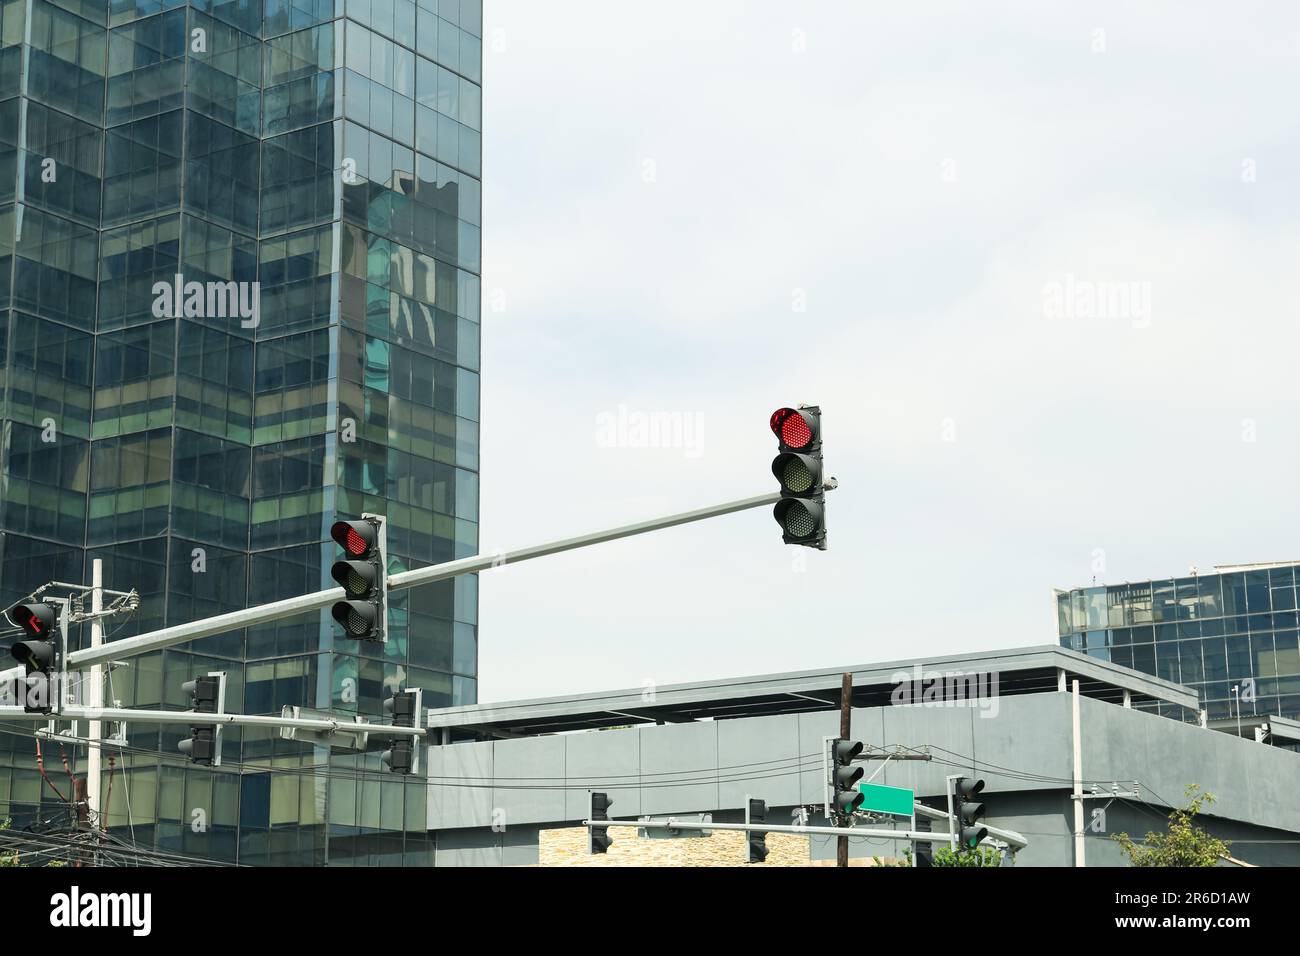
[{"left": 859, "top": 782, "right": 915, "bottom": 817}]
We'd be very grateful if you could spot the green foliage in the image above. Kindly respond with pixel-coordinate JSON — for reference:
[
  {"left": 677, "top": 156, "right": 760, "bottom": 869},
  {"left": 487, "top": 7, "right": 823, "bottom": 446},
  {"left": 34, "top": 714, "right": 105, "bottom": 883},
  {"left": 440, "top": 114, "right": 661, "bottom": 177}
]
[
  {"left": 0, "top": 819, "right": 21, "bottom": 867},
  {"left": 872, "top": 848, "right": 913, "bottom": 867},
  {"left": 1112, "top": 785, "right": 1231, "bottom": 867},
  {"left": 931, "top": 845, "right": 1004, "bottom": 867},
  {"left": 0, "top": 817, "right": 67, "bottom": 867}
]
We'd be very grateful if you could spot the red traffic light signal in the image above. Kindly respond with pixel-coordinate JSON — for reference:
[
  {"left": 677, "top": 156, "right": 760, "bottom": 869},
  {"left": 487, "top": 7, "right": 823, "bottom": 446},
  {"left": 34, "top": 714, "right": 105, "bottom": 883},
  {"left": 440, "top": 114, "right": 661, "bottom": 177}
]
[
  {"left": 770, "top": 406, "right": 827, "bottom": 549},
  {"left": 770, "top": 407, "right": 819, "bottom": 451},
  {"left": 12, "top": 602, "right": 57, "bottom": 639},
  {"left": 329, "top": 516, "right": 386, "bottom": 642},
  {"left": 331, "top": 519, "right": 376, "bottom": 558},
  {"left": 9, "top": 603, "right": 60, "bottom": 714}
]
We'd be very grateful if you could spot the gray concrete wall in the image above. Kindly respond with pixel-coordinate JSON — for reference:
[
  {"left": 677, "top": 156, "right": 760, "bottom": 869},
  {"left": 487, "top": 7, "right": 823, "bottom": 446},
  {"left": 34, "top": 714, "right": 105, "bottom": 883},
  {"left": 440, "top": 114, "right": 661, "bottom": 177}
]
[{"left": 427, "top": 691, "right": 1300, "bottom": 866}]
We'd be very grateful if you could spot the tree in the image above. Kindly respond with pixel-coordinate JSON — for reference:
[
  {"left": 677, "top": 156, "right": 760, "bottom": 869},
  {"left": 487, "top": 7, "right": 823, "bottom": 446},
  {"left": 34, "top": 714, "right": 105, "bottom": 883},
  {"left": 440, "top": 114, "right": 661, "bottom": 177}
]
[
  {"left": 0, "top": 819, "right": 18, "bottom": 868},
  {"left": 1112, "top": 784, "right": 1230, "bottom": 867},
  {"left": 931, "top": 845, "right": 1003, "bottom": 867},
  {"left": 0, "top": 818, "right": 68, "bottom": 868}
]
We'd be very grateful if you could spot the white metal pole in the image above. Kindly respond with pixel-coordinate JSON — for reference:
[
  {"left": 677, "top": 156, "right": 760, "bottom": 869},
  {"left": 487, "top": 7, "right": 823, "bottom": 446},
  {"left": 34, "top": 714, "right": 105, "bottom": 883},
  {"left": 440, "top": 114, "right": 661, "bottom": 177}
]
[
  {"left": 912, "top": 801, "right": 1029, "bottom": 850},
  {"left": 0, "top": 488, "right": 804, "bottom": 679},
  {"left": 86, "top": 559, "right": 103, "bottom": 829},
  {"left": 2, "top": 705, "right": 429, "bottom": 738},
  {"left": 585, "top": 817, "right": 1027, "bottom": 847},
  {"left": 1072, "top": 678, "right": 1084, "bottom": 867}
]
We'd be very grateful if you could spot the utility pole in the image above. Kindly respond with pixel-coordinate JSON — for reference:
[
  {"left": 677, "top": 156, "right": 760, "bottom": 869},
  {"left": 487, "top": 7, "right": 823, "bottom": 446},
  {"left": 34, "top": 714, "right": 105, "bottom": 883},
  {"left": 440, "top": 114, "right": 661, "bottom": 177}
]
[
  {"left": 837, "top": 671, "right": 852, "bottom": 868},
  {"left": 86, "top": 559, "right": 103, "bottom": 832},
  {"left": 1072, "top": 678, "right": 1084, "bottom": 867}
]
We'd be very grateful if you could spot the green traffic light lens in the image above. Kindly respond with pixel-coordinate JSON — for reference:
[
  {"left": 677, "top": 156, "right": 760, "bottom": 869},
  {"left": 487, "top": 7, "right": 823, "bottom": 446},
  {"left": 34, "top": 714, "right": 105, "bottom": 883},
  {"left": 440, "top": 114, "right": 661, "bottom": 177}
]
[
  {"left": 782, "top": 457, "right": 814, "bottom": 493},
  {"left": 783, "top": 503, "right": 815, "bottom": 538}
]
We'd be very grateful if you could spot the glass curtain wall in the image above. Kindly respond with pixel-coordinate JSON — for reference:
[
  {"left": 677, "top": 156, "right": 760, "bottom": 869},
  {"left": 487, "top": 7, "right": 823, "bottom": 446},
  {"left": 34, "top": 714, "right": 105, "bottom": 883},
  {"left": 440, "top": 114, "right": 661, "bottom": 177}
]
[
  {"left": 0, "top": 0, "right": 482, "bottom": 866},
  {"left": 1056, "top": 565, "right": 1300, "bottom": 723}
]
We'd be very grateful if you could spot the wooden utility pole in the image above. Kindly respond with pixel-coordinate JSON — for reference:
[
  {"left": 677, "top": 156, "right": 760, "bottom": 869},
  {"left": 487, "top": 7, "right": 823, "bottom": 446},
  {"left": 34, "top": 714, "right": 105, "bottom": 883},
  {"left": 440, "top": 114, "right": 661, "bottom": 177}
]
[{"left": 837, "top": 671, "right": 852, "bottom": 868}]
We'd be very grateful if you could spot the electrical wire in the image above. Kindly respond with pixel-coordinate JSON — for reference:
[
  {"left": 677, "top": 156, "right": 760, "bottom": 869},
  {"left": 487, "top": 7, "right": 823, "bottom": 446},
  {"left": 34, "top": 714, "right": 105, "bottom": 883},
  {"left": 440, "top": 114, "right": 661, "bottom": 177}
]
[
  {"left": 0, "top": 715, "right": 1157, "bottom": 797},
  {"left": 106, "top": 667, "right": 137, "bottom": 848},
  {"left": 0, "top": 722, "right": 832, "bottom": 791}
]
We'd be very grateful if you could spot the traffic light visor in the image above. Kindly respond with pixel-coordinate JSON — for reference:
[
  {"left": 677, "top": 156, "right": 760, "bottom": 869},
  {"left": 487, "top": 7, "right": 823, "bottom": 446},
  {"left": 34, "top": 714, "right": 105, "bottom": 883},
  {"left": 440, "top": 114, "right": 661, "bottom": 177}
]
[
  {"left": 833, "top": 739, "right": 863, "bottom": 763},
  {"left": 772, "top": 452, "right": 820, "bottom": 494},
  {"left": 770, "top": 407, "right": 815, "bottom": 449},
  {"left": 10, "top": 640, "right": 55, "bottom": 669},
  {"left": 331, "top": 520, "right": 375, "bottom": 558},
  {"left": 331, "top": 560, "right": 377, "bottom": 597},
  {"left": 331, "top": 600, "right": 377, "bottom": 637},
  {"left": 775, "top": 498, "right": 823, "bottom": 539},
  {"left": 835, "top": 765, "right": 864, "bottom": 789},
  {"left": 12, "top": 603, "right": 56, "bottom": 638},
  {"left": 835, "top": 790, "right": 865, "bottom": 814}
]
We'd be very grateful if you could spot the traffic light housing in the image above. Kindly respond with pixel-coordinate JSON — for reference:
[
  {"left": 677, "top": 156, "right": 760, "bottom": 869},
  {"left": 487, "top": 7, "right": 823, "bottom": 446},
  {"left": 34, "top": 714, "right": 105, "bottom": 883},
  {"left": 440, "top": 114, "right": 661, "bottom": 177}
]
[
  {"left": 381, "top": 688, "right": 422, "bottom": 775},
  {"left": 770, "top": 406, "right": 827, "bottom": 549},
  {"left": 746, "top": 798, "right": 768, "bottom": 863},
  {"left": 589, "top": 792, "right": 612, "bottom": 854},
  {"left": 831, "top": 738, "right": 864, "bottom": 817},
  {"left": 330, "top": 516, "right": 386, "bottom": 643},
  {"left": 10, "top": 602, "right": 61, "bottom": 714},
  {"left": 179, "top": 673, "right": 226, "bottom": 766},
  {"left": 953, "top": 776, "right": 987, "bottom": 850},
  {"left": 383, "top": 738, "right": 413, "bottom": 774}
]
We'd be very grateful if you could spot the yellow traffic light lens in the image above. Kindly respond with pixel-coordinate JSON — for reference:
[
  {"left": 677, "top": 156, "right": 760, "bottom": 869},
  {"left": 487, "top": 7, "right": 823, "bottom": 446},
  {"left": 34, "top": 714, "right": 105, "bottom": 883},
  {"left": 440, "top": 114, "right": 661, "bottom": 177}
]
[
  {"left": 784, "top": 503, "right": 815, "bottom": 538},
  {"left": 782, "top": 458, "right": 814, "bottom": 493},
  {"left": 345, "top": 568, "right": 370, "bottom": 595}
]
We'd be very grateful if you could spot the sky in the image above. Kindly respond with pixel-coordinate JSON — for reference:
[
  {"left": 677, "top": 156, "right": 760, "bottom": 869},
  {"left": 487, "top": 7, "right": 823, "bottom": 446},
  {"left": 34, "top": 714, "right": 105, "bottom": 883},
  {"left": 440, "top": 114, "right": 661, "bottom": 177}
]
[{"left": 474, "top": 0, "right": 1300, "bottom": 703}]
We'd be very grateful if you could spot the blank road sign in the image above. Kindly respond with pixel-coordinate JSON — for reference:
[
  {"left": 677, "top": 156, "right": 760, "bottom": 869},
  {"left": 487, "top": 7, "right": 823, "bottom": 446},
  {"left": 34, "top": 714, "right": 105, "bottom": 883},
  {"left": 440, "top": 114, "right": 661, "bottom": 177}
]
[{"left": 859, "top": 782, "right": 915, "bottom": 817}]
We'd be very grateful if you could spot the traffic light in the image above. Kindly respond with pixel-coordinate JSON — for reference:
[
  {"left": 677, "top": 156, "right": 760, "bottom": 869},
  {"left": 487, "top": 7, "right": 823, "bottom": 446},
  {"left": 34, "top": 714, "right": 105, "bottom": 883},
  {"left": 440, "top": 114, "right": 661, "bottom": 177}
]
[
  {"left": 745, "top": 798, "right": 768, "bottom": 863},
  {"left": 589, "top": 792, "right": 612, "bottom": 854},
  {"left": 831, "top": 738, "right": 864, "bottom": 816},
  {"left": 382, "top": 688, "right": 422, "bottom": 775},
  {"left": 179, "top": 673, "right": 226, "bottom": 766},
  {"left": 10, "top": 602, "right": 60, "bottom": 714},
  {"left": 330, "top": 516, "right": 386, "bottom": 643},
  {"left": 953, "top": 776, "right": 987, "bottom": 850},
  {"left": 770, "top": 405, "right": 827, "bottom": 549}
]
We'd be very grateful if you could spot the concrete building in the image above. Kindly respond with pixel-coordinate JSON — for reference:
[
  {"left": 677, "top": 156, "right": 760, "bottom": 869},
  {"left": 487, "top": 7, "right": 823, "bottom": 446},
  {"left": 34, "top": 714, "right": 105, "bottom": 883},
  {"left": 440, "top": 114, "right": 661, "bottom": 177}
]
[{"left": 424, "top": 646, "right": 1300, "bottom": 866}]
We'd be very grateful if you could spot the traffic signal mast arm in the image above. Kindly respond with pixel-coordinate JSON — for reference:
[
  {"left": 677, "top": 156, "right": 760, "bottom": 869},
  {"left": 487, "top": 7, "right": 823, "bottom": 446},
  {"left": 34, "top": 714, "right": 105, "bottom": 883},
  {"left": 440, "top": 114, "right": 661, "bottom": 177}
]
[
  {"left": 0, "top": 704, "right": 429, "bottom": 738},
  {"left": 582, "top": 814, "right": 1027, "bottom": 848},
  {"left": 0, "top": 486, "right": 836, "bottom": 680},
  {"left": 912, "top": 802, "right": 1027, "bottom": 851}
]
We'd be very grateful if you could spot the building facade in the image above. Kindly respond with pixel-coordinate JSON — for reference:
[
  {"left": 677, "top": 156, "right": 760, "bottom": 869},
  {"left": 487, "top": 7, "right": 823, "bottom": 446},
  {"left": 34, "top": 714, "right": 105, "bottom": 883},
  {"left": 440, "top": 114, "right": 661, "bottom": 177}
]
[
  {"left": 423, "top": 647, "right": 1300, "bottom": 867},
  {"left": 1056, "top": 563, "right": 1300, "bottom": 724},
  {"left": 0, "top": 0, "right": 482, "bottom": 865}
]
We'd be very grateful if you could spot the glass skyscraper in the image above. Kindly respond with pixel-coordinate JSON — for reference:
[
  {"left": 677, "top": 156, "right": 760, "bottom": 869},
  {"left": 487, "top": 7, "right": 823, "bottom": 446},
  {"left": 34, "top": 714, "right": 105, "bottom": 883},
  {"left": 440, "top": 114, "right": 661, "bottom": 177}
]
[
  {"left": 0, "top": 0, "right": 482, "bottom": 864},
  {"left": 1056, "top": 563, "right": 1300, "bottom": 724}
]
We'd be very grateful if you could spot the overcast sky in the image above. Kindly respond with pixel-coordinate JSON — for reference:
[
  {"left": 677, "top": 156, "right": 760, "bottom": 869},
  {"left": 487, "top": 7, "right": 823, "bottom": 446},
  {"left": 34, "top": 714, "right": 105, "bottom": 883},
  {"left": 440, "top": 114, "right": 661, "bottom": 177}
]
[{"left": 474, "top": 0, "right": 1300, "bottom": 702}]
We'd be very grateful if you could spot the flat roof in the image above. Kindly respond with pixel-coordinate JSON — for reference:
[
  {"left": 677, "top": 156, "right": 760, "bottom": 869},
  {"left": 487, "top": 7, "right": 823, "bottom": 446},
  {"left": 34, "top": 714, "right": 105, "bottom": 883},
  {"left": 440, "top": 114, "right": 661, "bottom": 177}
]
[
  {"left": 1269, "top": 715, "right": 1300, "bottom": 743},
  {"left": 1056, "top": 559, "right": 1300, "bottom": 592},
  {"left": 426, "top": 644, "right": 1199, "bottom": 738},
  {"left": 1209, "top": 713, "right": 1300, "bottom": 744}
]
